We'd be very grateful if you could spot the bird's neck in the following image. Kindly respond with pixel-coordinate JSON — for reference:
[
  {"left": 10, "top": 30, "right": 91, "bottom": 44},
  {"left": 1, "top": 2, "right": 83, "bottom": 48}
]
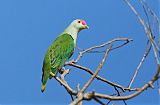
[{"left": 64, "top": 26, "right": 79, "bottom": 45}]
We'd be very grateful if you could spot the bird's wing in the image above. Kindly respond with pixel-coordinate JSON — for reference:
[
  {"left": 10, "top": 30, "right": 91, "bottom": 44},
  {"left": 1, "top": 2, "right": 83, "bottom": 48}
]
[
  {"left": 41, "top": 33, "right": 74, "bottom": 84},
  {"left": 48, "top": 33, "right": 74, "bottom": 74}
]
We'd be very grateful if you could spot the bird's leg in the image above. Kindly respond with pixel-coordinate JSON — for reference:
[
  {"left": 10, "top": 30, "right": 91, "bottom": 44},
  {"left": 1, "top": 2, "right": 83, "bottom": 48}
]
[
  {"left": 59, "top": 67, "right": 65, "bottom": 74},
  {"left": 60, "top": 68, "right": 71, "bottom": 84},
  {"left": 70, "top": 59, "right": 77, "bottom": 64}
]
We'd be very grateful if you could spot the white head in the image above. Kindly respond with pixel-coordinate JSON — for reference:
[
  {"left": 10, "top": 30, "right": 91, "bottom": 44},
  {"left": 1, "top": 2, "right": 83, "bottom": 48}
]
[
  {"left": 69, "top": 19, "right": 89, "bottom": 32},
  {"left": 64, "top": 19, "right": 89, "bottom": 44}
]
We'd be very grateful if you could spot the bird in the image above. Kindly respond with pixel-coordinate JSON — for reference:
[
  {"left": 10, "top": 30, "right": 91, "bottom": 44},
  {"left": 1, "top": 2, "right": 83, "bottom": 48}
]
[{"left": 41, "top": 19, "right": 89, "bottom": 92}]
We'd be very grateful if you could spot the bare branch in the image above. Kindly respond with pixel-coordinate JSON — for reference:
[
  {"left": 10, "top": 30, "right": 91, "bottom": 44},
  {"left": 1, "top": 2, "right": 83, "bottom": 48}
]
[
  {"left": 68, "top": 62, "right": 138, "bottom": 92},
  {"left": 81, "top": 44, "right": 112, "bottom": 93},
  {"left": 128, "top": 42, "right": 152, "bottom": 88},
  {"left": 114, "top": 87, "right": 127, "bottom": 105},
  {"left": 50, "top": 72, "right": 77, "bottom": 95},
  {"left": 124, "top": 0, "right": 160, "bottom": 64},
  {"left": 74, "top": 38, "right": 132, "bottom": 62},
  {"left": 93, "top": 97, "right": 106, "bottom": 105},
  {"left": 77, "top": 38, "right": 132, "bottom": 54},
  {"left": 70, "top": 45, "right": 112, "bottom": 105},
  {"left": 140, "top": 0, "right": 160, "bottom": 44},
  {"left": 141, "top": 0, "right": 159, "bottom": 24},
  {"left": 139, "top": 0, "right": 160, "bottom": 53},
  {"left": 83, "top": 65, "right": 160, "bottom": 100}
]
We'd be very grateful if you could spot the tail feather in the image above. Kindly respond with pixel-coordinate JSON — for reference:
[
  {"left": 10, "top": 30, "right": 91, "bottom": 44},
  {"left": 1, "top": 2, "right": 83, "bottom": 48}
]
[{"left": 41, "top": 84, "right": 46, "bottom": 93}]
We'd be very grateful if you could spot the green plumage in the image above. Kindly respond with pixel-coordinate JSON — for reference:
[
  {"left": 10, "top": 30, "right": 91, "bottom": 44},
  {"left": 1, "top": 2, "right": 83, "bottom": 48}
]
[
  {"left": 41, "top": 33, "right": 74, "bottom": 92},
  {"left": 41, "top": 19, "right": 89, "bottom": 92}
]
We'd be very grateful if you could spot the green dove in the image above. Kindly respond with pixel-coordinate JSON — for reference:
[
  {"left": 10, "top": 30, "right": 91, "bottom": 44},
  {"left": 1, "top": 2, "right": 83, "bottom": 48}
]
[{"left": 41, "top": 19, "right": 89, "bottom": 92}]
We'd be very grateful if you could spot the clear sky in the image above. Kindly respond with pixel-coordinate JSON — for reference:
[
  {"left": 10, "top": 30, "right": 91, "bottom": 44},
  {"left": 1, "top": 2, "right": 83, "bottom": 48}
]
[{"left": 0, "top": 0, "right": 159, "bottom": 105}]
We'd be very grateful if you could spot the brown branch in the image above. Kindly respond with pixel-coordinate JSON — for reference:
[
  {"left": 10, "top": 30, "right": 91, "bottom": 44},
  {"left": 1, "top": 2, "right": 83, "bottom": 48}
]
[
  {"left": 114, "top": 87, "right": 127, "bottom": 105},
  {"left": 68, "top": 62, "right": 139, "bottom": 92},
  {"left": 140, "top": 0, "right": 160, "bottom": 39},
  {"left": 50, "top": 72, "right": 77, "bottom": 95},
  {"left": 70, "top": 45, "right": 112, "bottom": 105},
  {"left": 77, "top": 38, "right": 132, "bottom": 54},
  {"left": 124, "top": 0, "right": 160, "bottom": 64},
  {"left": 83, "top": 65, "right": 160, "bottom": 100},
  {"left": 93, "top": 97, "right": 106, "bottom": 105},
  {"left": 81, "top": 44, "right": 112, "bottom": 93},
  {"left": 106, "top": 100, "right": 112, "bottom": 105},
  {"left": 128, "top": 42, "right": 152, "bottom": 88},
  {"left": 139, "top": 0, "right": 160, "bottom": 53},
  {"left": 141, "top": 0, "right": 159, "bottom": 24},
  {"left": 74, "top": 38, "right": 132, "bottom": 62}
]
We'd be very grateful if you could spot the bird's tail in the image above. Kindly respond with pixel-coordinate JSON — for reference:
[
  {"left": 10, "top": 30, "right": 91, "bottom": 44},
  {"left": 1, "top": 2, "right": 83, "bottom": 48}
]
[{"left": 41, "top": 84, "right": 46, "bottom": 93}]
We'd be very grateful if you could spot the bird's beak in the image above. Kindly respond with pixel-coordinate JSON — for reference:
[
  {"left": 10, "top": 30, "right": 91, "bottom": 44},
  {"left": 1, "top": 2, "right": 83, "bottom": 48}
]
[{"left": 84, "top": 25, "right": 89, "bottom": 29}]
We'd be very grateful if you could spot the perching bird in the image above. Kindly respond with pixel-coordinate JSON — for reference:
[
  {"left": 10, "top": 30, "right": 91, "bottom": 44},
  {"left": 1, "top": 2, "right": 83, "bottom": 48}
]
[{"left": 41, "top": 19, "right": 89, "bottom": 92}]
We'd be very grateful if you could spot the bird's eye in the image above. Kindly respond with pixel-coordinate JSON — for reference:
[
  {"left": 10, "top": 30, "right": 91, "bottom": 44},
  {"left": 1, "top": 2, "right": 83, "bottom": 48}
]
[{"left": 78, "top": 20, "right": 81, "bottom": 23}]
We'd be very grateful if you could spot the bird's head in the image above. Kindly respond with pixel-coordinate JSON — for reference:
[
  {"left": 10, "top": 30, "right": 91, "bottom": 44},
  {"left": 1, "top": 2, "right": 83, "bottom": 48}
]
[{"left": 71, "top": 19, "right": 89, "bottom": 32}]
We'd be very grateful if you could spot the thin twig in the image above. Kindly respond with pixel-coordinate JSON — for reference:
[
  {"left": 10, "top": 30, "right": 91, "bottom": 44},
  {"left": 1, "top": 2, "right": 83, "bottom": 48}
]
[
  {"left": 83, "top": 65, "right": 160, "bottom": 100},
  {"left": 93, "top": 97, "right": 106, "bottom": 105},
  {"left": 81, "top": 44, "right": 112, "bottom": 93},
  {"left": 140, "top": 0, "right": 160, "bottom": 46},
  {"left": 50, "top": 72, "right": 77, "bottom": 95},
  {"left": 140, "top": 0, "right": 160, "bottom": 53},
  {"left": 124, "top": 0, "right": 160, "bottom": 65},
  {"left": 76, "top": 38, "right": 132, "bottom": 54},
  {"left": 75, "top": 38, "right": 132, "bottom": 62},
  {"left": 67, "top": 62, "right": 138, "bottom": 92},
  {"left": 70, "top": 45, "right": 112, "bottom": 105},
  {"left": 128, "top": 43, "right": 152, "bottom": 88},
  {"left": 106, "top": 100, "right": 112, "bottom": 105},
  {"left": 141, "top": 0, "right": 159, "bottom": 24},
  {"left": 114, "top": 87, "right": 127, "bottom": 105}
]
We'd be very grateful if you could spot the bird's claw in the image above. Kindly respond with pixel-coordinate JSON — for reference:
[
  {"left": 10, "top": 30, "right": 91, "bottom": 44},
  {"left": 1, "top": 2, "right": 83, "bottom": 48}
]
[{"left": 70, "top": 59, "right": 77, "bottom": 64}]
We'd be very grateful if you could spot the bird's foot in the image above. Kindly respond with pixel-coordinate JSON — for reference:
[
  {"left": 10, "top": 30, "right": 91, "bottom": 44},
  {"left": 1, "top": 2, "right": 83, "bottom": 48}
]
[
  {"left": 59, "top": 67, "right": 65, "bottom": 74},
  {"left": 70, "top": 59, "right": 77, "bottom": 64},
  {"left": 60, "top": 68, "right": 70, "bottom": 81}
]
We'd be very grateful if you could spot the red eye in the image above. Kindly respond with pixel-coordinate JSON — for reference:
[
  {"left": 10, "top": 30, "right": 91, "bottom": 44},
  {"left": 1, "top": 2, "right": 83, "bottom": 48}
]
[{"left": 78, "top": 20, "right": 81, "bottom": 23}]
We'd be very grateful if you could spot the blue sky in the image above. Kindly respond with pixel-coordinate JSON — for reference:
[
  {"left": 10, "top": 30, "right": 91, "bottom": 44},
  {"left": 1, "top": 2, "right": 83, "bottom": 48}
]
[{"left": 0, "top": 0, "right": 159, "bottom": 105}]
